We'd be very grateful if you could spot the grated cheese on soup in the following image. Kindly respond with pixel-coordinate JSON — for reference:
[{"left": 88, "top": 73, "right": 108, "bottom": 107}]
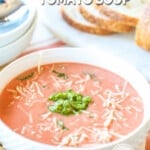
[{"left": 0, "top": 63, "right": 143, "bottom": 147}]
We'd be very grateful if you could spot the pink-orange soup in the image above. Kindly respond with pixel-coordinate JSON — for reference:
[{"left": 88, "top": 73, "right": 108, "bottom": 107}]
[{"left": 0, "top": 63, "right": 143, "bottom": 147}]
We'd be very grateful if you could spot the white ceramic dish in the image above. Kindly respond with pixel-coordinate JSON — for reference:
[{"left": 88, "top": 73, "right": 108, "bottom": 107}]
[
  {"left": 41, "top": 5, "right": 150, "bottom": 81},
  {"left": 0, "top": 12, "right": 37, "bottom": 66},
  {"left": 0, "top": 0, "right": 37, "bottom": 47},
  {"left": 0, "top": 48, "right": 150, "bottom": 150}
]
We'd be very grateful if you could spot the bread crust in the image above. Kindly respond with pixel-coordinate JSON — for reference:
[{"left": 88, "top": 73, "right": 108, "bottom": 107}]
[
  {"left": 61, "top": 6, "right": 113, "bottom": 35},
  {"left": 135, "top": 2, "right": 150, "bottom": 51},
  {"left": 94, "top": 4, "right": 138, "bottom": 27},
  {"left": 80, "top": 5, "right": 134, "bottom": 33}
]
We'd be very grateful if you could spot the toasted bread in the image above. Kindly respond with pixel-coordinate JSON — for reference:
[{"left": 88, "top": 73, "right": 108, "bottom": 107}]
[
  {"left": 94, "top": 0, "right": 149, "bottom": 27},
  {"left": 80, "top": 4, "right": 134, "bottom": 33},
  {"left": 135, "top": 2, "right": 150, "bottom": 51},
  {"left": 60, "top": 5, "right": 113, "bottom": 35}
]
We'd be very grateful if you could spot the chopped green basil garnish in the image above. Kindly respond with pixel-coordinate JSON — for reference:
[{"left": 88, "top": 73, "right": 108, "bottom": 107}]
[
  {"left": 48, "top": 90, "right": 92, "bottom": 115},
  {"left": 52, "top": 70, "right": 68, "bottom": 79},
  {"left": 18, "top": 72, "right": 34, "bottom": 81},
  {"left": 56, "top": 120, "right": 68, "bottom": 130}
]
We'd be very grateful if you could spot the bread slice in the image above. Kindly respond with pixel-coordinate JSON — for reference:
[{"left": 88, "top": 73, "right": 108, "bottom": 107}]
[
  {"left": 80, "top": 4, "right": 134, "bottom": 33},
  {"left": 135, "top": 2, "right": 150, "bottom": 51},
  {"left": 94, "top": 0, "right": 149, "bottom": 27},
  {"left": 60, "top": 5, "right": 113, "bottom": 35}
]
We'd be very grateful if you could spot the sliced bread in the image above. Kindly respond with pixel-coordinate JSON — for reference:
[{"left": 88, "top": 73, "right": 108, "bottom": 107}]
[
  {"left": 60, "top": 5, "right": 113, "bottom": 35},
  {"left": 80, "top": 4, "right": 134, "bottom": 33},
  {"left": 94, "top": 0, "right": 149, "bottom": 27},
  {"left": 135, "top": 2, "right": 150, "bottom": 51}
]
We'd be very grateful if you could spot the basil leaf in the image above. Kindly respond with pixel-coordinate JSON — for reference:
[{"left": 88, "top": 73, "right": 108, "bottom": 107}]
[{"left": 48, "top": 90, "right": 92, "bottom": 115}]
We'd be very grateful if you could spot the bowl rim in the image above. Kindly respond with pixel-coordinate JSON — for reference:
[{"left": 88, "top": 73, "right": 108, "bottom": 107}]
[
  {"left": 0, "top": 48, "right": 150, "bottom": 149},
  {"left": 0, "top": 10, "right": 37, "bottom": 48},
  {"left": 0, "top": 11, "right": 37, "bottom": 65},
  {"left": 0, "top": 0, "right": 37, "bottom": 47}
]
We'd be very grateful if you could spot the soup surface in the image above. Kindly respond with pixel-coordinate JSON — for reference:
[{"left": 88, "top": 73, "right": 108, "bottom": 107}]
[{"left": 0, "top": 63, "right": 143, "bottom": 147}]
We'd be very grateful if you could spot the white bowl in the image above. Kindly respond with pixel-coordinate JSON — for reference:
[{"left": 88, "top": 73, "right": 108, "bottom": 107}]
[
  {"left": 0, "top": 12, "right": 37, "bottom": 66},
  {"left": 0, "top": 48, "right": 150, "bottom": 150},
  {"left": 0, "top": 1, "right": 37, "bottom": 47}
]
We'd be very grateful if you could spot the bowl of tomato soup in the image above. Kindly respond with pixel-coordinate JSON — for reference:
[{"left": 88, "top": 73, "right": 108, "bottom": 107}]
[{"left": 0, "top": 48, "right": 150, "bottom": 150}]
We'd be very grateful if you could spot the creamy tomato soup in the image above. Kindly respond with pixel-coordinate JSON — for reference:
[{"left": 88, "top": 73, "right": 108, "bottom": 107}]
[{"left": 0, "top": 63, "right": 143, "bottom": 147}]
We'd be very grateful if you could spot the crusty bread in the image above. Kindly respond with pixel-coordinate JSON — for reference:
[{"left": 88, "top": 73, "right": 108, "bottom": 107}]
[
  {"left": 80, "top": 4, "right": 134, "bottom": 33},
  {"left": 60, "top": 1, "right": 150, "bottom": 51},
  {"left": 94, "top": 0, "right": 149, "bottom": 27},
  {"left": 60, "top": 5, "right": 113, "bottom": 35},
  {"left": 135, "top": 2, "right": 150, "bottom": 51}
]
